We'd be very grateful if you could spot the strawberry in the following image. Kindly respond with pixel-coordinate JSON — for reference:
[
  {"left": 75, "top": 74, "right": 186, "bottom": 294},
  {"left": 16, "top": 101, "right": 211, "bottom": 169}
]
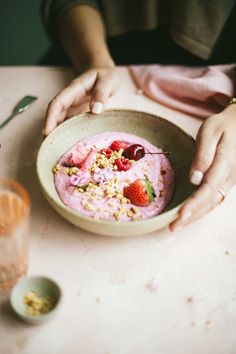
[
  {"left": 80, "top": 148, "right": 97, "bottom": 172},
  {"left": 100, "top": 148, "right": 113, "bottom": 158},
  {"left": 110, "top": 140, "right": 128, "bottom": 151},
  {"left": 114, "top": 157, "right": 131, "bottom": 171},
  {"left": 123, "top": 178, "right": 156, "bottom": 207}
]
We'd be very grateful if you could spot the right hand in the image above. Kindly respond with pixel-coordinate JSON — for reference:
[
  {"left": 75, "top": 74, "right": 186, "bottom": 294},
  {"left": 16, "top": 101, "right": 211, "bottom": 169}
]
[{"left": 43, "top": 66, "right": 119, "bottom": 136}]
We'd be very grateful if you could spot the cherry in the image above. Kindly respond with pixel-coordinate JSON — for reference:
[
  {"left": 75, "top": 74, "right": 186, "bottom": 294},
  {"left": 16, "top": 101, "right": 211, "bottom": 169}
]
[
  {"left": 122, "top": 144, "right": 145, "bottom": 161},
  {"left": 123, "top": 144, "right": 171, "bottom": 161}
]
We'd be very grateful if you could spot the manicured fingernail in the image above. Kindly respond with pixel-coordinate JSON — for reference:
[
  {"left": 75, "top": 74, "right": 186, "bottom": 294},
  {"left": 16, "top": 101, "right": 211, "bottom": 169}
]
[
  {"left": 91, "top": 102, "right": 103, "bottom": 114},
  {"left": 181, "top": 211, "right": 192, "bottom": 222},
  {"left": 190, "top": 170, "right": 204, "bottom": 185},
  {"left": 173, "top": 225, "right": 183, "bottom": 233}
]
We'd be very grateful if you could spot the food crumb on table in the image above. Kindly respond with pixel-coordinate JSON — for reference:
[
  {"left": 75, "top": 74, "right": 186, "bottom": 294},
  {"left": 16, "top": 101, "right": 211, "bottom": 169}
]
[
  {"left": 186, "top": 296, "right": 194, "bottom": 303},
  {"left": 146, "top": 278, "right": 158, "bottom": 293}
]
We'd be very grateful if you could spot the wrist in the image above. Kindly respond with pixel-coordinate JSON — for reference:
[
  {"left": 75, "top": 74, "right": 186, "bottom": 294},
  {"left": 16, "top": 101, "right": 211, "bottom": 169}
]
[
  {"left": 224, "top": 100, "right": 236, "bottom": 115},
  {"left": 87, "top": 55, "right": 115, "bottom": 70},
  {"left": 74, "top": 51, "right": 115, "bottom": 74}
]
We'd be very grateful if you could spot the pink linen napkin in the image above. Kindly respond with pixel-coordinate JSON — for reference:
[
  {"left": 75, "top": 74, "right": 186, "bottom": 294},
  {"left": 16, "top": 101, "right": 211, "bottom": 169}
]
[{"left": 129, "top": 64, "right": 236, "bottom": 118}]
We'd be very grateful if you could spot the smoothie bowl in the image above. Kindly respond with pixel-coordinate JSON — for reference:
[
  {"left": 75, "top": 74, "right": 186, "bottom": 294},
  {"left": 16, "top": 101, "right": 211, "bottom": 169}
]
[{"left": 37, "top": 109, "right": 196, "bottom": 237}]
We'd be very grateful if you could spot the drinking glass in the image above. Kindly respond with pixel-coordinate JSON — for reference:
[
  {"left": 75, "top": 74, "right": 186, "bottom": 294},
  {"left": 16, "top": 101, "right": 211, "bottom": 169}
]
[{"left": 0, "top": 179, "right": 31, "bottom": 291}]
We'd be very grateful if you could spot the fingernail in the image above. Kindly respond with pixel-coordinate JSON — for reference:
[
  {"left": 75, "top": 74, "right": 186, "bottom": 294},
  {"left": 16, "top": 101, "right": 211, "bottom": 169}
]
[
  {"left": 190, "top": 170, "right": 204, "bottom": 185},
  {"left": 91, "top": 102, "right": 103, "bottom": 114},
  {"left": 181, "top": 211, "right": 192, "bottom": 222},
  {"left": 173, "top": 225, "right": 183, "bottom": 233}
]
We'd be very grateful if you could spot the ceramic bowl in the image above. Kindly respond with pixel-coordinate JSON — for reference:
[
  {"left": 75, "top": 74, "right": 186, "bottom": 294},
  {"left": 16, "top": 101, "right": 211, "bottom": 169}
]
[
  {"left": 37, "top": 109, "right": 196, "bottom": 237},
  {"left": 10, "top": 276, "right": 62, "bottom": 324}
]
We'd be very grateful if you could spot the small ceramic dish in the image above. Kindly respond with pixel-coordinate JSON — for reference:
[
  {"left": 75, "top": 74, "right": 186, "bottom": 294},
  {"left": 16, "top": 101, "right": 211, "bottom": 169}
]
[
  {"left": 37, "top": 109, "right": 196, "bottom": 237},
  {"left": 10, "top": 275, "right": 62, "bottom": 324}
]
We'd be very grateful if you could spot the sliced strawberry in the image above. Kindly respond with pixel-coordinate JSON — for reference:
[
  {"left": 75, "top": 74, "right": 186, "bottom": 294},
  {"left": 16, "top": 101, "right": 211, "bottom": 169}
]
[
  {"left": 114, "top": 157, "right": 131, "bottom": 171},
  {"left": 110, "top": 140, "right": 128, "bottom": 151},
  {"left": 80, "top": 148, "right": 97, "bottom": 172},
  {"left": 67, "top": 143, "right": 89, "bottom": 167},
  {"left": 123, "top": 178, "right": 156, "bottom": 207},
  {"left": 100, "top": 148, "right": 113, "bottom": 158}
]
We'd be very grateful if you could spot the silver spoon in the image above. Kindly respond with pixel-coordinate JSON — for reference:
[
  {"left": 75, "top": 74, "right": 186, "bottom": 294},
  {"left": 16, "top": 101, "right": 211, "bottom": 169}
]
[
  {"left": 145, "top": 152, "right": 171, "bottom": 155},
  {"left": 0, "top": 95, "right": 37, "bottom": 132}
]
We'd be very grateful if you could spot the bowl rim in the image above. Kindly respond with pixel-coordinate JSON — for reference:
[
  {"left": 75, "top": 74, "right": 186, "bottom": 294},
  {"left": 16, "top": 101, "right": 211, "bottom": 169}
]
[
  {"left": 10, "top": 275, "right": 62, "bottom": 320},
  {"left": 37, "top": 108, "right": 195, "bottom": 229}
]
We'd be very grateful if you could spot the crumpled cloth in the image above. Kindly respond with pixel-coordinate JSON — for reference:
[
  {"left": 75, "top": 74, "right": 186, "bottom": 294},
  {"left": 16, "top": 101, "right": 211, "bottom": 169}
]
[{"left": 129, "top": 64, "right": 236, "bottom": 118}]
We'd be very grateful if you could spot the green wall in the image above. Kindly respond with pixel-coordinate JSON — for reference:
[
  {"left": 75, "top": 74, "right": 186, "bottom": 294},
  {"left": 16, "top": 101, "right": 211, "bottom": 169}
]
[{"left": 0, "top": 0, "right": 50, "bottom": 65}]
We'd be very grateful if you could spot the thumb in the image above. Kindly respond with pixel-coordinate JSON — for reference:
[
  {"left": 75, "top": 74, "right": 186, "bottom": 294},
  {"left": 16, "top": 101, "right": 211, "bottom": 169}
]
[{"left": 90, "top": 75, "right": 116, "bottom": 114}]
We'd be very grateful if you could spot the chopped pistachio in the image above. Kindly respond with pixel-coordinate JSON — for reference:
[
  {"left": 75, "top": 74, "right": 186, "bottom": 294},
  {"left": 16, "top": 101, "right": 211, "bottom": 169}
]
[
  {"left": 64, "top": 167, "right": 79, "bottom": 176},
  {"left": 113, "top": 211, "right": 122, "bottom": 221},
  {"left": 52, "top": 164, "right": 61, "bottom": 174}
]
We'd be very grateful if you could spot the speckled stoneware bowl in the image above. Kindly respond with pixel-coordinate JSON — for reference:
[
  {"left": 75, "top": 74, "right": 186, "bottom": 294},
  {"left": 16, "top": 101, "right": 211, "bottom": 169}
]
[
  {"left": 10, "top": 276, "right": 62, "bottom": 324},
  {"left": 37, "top": 109, "right": 196, "bottom": 237}
]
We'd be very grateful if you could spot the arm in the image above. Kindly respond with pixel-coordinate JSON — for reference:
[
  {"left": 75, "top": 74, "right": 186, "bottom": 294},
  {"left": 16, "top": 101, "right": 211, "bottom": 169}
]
[
  {"left": 43, "top": 5, "right": 118, "bottom": 136},
  {"left": 58, "top": 5, "right": 114, "bottom": 73}
]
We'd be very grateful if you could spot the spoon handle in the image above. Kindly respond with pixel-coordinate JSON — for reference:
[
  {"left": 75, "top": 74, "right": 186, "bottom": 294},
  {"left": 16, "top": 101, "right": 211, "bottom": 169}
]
[
  {"left": 145, "top": 152, "right": 171, "bottom": 155},
  {"left": 0, "top": 113, "right": 17, "bottom": 132},
  {"left": 0, "top": 95, "right": 37, "bottom": 132}
]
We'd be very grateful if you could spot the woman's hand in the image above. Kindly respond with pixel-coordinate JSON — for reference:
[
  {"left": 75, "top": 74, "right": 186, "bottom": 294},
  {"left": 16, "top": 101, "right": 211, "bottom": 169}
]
[
  {"left": 170, "top": 103, "right": 236, "bottom": 232},
  {"left": 43, "top": 66, "right": 119, "bottom": 136}
]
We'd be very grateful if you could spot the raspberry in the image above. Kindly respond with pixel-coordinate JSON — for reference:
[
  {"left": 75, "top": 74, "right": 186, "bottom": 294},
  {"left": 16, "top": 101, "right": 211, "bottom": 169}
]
[
  {"left": 100, "top": 148, "right": 113, "bottom": 158},
  {"left": 110, "top": 140, "right": 128, "bottom": 151},
  {"left": 114, "top": 157, "right": 131, "bottom": 171}
]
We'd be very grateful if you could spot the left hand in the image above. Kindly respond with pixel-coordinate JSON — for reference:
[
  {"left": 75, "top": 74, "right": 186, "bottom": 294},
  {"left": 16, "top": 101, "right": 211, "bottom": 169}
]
[
  {"left": 169, "top": 103, "right": 236, "bottom": 232},
  {"left": 43, "top": 66, "right": 119, "bottom": 136}
]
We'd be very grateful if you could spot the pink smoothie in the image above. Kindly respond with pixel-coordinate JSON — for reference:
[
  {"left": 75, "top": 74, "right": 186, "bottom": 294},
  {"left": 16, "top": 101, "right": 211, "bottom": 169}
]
[{"left": 53, "top": 132, "right": 175, "bottom": 222}]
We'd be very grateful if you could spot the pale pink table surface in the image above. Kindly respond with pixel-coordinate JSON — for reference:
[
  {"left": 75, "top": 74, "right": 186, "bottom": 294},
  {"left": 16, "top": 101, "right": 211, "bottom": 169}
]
[{"left": 0, "top": 67, "right": 236, "bottom": 354}]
